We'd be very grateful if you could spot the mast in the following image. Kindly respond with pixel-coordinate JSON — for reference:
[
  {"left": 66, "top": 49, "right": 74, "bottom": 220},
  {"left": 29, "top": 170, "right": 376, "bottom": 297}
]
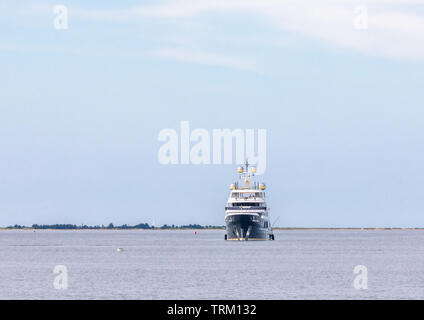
[
  {"left": 244, "top": 159, "right": 250, "bottom": 188},
  {"left": 234, "top": 159, "right": 259, "bottom": 190},
  {"left": 238, "top": 159, "right": 253, "bottom": 189}
]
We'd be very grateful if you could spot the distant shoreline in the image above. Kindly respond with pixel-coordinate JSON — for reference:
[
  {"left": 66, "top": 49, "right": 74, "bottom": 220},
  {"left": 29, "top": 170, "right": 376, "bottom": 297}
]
[
  {"left": 1, "top": 227, "right": 423, "bottom": 231},
  {"left": 1, "top": 223, "right": 223, "bottom": 231}
]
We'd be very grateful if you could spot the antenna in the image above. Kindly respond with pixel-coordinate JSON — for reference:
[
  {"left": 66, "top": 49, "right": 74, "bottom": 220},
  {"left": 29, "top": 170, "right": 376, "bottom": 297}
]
[
  {"left": 243, "top": 158, "right": 250, "bottom": 188},
  {"left": 237, "top": 158, "right": 258, "bottom": 189},
  {"left": 272, "top": 216, "right": 280, "bottom": 227}
]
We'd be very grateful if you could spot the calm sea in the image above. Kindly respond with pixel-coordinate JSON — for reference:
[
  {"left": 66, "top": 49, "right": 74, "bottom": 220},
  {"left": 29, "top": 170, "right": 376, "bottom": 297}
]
[{"left": 0, "top": 229, "right": 423, "bottom": 299}]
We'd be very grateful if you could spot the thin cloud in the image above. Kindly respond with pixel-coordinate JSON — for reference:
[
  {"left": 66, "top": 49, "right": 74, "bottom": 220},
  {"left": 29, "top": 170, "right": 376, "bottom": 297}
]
[
  {"left": 7, "top": 1, "right": 424, "bottom": 61},
  {"left": 156, "top": 47, "right": 257, "bottom": 71},
  {"left": 65, "top": 0, "right": 424, "bottom": 61}
]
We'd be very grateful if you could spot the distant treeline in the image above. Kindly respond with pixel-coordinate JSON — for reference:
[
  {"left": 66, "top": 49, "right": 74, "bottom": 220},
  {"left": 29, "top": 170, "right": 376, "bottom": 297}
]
[
  {"left": 5, "top": 223, "right": 224, "bottom": 230},
  {"left": 159, "top": 224, "right": 223, "bottom": 229}
]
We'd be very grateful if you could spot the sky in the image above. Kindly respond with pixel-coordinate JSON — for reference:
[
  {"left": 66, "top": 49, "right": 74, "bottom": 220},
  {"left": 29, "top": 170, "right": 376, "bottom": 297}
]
[{"left": 0, "top": 0, "right": 423, "bottom": 227}]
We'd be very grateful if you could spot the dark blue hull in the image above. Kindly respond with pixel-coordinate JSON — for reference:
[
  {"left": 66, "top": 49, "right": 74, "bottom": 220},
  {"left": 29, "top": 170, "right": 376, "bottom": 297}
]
[{"left": 225, "top": 214, "right": 274, "bottom": 240}]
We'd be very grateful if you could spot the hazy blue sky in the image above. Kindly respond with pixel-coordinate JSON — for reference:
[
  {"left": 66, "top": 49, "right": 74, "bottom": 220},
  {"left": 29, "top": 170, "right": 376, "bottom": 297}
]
[{"left": 1, "top": 0, "right": 423, "bottom": 227}]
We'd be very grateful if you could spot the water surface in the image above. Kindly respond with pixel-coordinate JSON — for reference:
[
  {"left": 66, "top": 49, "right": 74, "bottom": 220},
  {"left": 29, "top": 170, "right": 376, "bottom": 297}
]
[{"left": 1, "top": 229, "right": 423, "bottom": 299}]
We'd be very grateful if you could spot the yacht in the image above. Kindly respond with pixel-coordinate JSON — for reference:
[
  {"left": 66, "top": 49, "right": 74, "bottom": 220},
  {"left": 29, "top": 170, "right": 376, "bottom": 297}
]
[{"left": 224, "top": 161, "right": 275, "bottom": 241}]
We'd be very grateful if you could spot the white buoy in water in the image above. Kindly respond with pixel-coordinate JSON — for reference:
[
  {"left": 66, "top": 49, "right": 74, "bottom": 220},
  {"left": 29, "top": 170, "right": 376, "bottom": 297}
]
[{"left": 117, "top": 247, "right": 123, "bottom": 252}]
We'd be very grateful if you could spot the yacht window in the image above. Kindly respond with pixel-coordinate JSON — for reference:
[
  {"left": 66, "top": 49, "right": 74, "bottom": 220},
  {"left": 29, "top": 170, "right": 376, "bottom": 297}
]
[
  {"left": 232, "top": 202, "right": 260, "bottom": 206},
  {"left": 232, "top": 192, "right": 264, "bottom": 199},
  {"left": 251, "top": 216, "right": 259, "bottom": 222},
  {"left": 236, "top": 192, "right": 264, "bottom": 199}
]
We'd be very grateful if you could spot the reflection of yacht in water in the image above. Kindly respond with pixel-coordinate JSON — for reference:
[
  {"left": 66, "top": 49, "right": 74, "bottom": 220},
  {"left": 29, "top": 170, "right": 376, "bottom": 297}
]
[{"left": 224, "top": 160, "right": 274, "bottom": 241}]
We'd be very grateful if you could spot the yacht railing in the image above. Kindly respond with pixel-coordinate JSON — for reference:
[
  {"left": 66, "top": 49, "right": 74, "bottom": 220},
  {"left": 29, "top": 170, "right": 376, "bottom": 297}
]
[{"left": 225, "top": 206, "right": 267, "bottom": 210}]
